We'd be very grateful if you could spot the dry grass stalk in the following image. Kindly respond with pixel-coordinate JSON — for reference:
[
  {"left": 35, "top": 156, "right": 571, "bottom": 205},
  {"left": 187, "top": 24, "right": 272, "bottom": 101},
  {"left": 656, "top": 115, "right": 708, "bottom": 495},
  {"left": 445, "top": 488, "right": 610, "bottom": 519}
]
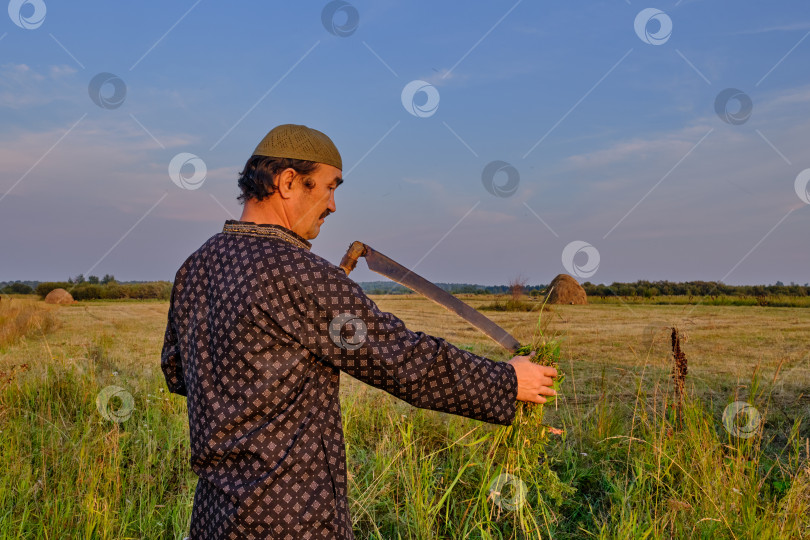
[
  {"left": 671, "top": 327, "right": 688, "bottom": 427},
  {"left": 508, "top": 275, "right": 529, "bottom": 303}
]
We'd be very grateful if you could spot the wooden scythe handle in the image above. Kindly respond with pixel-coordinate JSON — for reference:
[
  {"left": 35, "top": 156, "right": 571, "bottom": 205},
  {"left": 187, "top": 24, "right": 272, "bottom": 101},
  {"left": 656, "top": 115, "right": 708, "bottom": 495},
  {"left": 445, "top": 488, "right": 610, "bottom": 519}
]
[{"left": 339, "top": 241, "right": 368, "bottom": 275}]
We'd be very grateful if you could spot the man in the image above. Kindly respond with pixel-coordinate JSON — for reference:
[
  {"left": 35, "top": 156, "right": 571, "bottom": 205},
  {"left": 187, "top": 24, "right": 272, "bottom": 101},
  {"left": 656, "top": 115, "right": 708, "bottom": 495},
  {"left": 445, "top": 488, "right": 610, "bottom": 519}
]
[{"left": 161, "top": 124, "right": 558, "bottom": 539}]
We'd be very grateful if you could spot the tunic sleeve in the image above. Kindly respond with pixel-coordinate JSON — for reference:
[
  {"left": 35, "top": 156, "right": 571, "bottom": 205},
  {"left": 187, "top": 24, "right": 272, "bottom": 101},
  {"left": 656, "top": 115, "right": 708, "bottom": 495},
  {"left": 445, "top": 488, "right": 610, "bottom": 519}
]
[
  {"left": 161, "top": 288, "right": 188, "bottom": 397},
  {"left": 256, "top": 252, "right": 518, "bottom": 426}
]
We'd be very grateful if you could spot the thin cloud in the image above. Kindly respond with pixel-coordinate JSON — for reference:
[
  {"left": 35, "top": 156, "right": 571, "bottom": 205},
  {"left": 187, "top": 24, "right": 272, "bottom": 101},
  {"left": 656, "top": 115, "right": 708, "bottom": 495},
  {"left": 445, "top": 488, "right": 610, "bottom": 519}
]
[
  {"left": 420, "top": 68, "right": 466, "bottom": 87},
  {"left": 402, "top": 176, "right": 449, "bottom": 198},
  {"left": 735, "top": 21, "right": 810, "bottom": 34}
]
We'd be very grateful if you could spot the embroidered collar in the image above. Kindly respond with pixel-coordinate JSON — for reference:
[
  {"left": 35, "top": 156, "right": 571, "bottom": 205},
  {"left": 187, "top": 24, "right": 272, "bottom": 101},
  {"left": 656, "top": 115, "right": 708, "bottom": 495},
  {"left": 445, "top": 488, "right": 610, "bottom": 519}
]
[{"left": 222, "top": 220, "right": 312, "bottom": 251}]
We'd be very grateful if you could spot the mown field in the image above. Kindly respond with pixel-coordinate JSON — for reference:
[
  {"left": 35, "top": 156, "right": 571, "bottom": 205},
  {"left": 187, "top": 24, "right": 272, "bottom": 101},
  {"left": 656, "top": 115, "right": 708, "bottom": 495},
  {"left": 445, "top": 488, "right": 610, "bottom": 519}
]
[{"left": 0, "top": 294, "right": 808, "bottom": 539}]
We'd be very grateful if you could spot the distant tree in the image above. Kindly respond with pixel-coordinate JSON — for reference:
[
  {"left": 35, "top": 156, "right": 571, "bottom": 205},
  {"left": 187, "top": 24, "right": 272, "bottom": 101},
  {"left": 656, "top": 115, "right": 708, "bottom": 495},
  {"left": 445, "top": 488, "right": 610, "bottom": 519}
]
[
  {"left": 508, "top": 275, "right": 528, "bottom": 302},
  {"left": 3, "top": 282, "right": 33, "bottom": 294},
  {"left": 88, "top": 275, "right": 100, "bottom": 284},
  {"left": 72, "top": 274, "right": 86, "bottom": 284},
  {"left": 101, "top": 274, "right": 116, "bottom": 285}
]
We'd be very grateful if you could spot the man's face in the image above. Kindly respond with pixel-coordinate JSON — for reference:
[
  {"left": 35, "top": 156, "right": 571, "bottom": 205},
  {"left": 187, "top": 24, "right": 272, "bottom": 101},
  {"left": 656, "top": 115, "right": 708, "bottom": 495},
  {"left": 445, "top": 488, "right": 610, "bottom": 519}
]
[{"left": 288, "top": 163, "right": 343, "bottom": 240}]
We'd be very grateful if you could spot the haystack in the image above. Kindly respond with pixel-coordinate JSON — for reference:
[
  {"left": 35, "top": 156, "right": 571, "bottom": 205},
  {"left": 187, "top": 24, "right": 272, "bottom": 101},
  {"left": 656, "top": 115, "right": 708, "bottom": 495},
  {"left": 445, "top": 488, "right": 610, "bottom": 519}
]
[
  {"left": 544, "top": 274, "right": 587, "bottom": 305},
  {"left": 44, "top": 288, "right": 75, "bottom": 305}
]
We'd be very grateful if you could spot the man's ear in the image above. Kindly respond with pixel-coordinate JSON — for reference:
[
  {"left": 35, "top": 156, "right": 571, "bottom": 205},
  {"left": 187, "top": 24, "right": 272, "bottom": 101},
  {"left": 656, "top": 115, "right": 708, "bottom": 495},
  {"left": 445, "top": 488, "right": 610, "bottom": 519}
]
[{"left": 275, "top": 168, "right": 298, "bottom": 199}]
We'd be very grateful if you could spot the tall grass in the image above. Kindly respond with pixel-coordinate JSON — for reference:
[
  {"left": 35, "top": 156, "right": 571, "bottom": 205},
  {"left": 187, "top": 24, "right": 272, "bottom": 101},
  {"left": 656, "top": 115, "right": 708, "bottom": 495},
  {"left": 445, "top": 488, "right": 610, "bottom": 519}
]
[
  {"left": 0, "top": 364, "right": 195, "bottom": 538},
  {"left": 341, "top": 374, "right": 809, "bottom": 538},
  {"left": 0, "top": 297, "right": 57, "bottom": 352},
  {"left": 340, "top": 314, "right": 809, "bottom": 538}
]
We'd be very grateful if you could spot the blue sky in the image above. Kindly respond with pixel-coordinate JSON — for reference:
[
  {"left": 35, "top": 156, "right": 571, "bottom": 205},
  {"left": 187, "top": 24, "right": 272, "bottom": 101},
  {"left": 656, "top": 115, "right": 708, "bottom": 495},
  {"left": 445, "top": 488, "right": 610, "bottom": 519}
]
[{"left": 1, "top": 1, "right": 809, "bottom": 286}]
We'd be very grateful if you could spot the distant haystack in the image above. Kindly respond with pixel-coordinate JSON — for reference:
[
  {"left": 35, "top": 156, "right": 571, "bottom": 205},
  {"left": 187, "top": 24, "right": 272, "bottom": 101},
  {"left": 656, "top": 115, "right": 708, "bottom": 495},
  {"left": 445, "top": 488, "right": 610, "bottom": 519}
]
[
  {"left": 44, "top": 288, "right": 75, "bottom": 305},
  {"left": 544, "top": 274, "right": 587, "bottom": 305}
]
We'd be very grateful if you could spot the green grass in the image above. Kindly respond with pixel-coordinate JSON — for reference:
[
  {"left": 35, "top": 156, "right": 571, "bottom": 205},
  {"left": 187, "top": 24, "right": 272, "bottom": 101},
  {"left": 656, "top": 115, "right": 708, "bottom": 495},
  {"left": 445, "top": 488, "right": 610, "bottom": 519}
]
[
  {"left": 0, "top": 366, "right": 195, "bottom": 539},
  {"left": 341, "top": 383, "right": 810, "bottom": 538},
  {"left": 479, "top": 299, "right": 540, "bottom": 312},
  {"left": 0, "top": 298, "right": 807, "bottom": 538}
]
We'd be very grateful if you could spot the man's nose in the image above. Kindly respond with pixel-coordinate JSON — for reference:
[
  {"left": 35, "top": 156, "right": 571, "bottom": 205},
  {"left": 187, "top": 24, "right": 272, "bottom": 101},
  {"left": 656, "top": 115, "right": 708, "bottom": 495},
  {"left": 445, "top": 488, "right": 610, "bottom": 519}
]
[{"left": 327, "top": 191, "right": 336, "bottom": 213}]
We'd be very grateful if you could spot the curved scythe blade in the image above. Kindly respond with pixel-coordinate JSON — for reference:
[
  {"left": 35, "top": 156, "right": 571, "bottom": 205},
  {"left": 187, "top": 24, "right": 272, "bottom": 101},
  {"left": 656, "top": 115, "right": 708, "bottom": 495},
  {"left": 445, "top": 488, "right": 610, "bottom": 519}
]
[{"left": 361, "top": 244, "right": 520, "bottom": 353}]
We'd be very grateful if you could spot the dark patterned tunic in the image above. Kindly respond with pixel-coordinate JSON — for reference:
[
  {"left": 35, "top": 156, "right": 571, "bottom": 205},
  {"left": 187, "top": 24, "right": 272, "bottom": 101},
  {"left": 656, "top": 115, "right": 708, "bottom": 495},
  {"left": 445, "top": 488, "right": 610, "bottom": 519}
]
[{"left": 161, "top": 220, "right": 518, "bottom": 539}]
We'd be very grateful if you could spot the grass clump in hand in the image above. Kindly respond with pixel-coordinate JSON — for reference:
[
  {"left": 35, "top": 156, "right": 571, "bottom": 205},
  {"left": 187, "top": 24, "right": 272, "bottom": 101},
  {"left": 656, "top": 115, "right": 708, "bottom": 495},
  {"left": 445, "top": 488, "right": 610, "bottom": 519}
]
[{"left": 478, "top": 310, "right": 573, "bottom": 538}]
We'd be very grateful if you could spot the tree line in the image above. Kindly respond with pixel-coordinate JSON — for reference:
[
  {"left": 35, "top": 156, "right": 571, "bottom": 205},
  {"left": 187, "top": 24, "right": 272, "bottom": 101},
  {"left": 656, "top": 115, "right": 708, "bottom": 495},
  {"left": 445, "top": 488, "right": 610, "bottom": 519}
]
[
  {"left": 356, "top": 280, "right": 810, "bottom": 298},
  {"left": 0, "top": 275, "right": 171, "bottom": 300},
  {"left": 578, "top": 280, "right": 809, "bottom": 298},
  {"left": 2, "top": 277, "right": 808, "bottom": 299}
]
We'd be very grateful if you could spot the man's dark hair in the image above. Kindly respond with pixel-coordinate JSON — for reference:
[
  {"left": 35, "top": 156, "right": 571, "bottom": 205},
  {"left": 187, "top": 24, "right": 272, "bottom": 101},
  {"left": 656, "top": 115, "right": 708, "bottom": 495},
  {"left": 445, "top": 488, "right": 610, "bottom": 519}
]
[{"left": 237, "top": 155, "right": 319, "bottom": 204}]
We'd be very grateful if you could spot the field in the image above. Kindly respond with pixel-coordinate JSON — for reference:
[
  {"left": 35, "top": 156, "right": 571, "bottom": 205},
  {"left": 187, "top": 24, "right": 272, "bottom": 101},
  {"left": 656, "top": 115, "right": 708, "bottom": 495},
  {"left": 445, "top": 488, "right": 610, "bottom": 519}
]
[{"left": 0, "top": 294, "right": 808, "bottom": 538}]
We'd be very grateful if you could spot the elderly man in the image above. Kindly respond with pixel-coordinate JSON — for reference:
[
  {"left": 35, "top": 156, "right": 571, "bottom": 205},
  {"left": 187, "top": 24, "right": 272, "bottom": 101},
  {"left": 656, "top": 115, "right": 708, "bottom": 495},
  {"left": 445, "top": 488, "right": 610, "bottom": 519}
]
[{"left": 161, "top": 124, "right": 558, "bottom": 539}]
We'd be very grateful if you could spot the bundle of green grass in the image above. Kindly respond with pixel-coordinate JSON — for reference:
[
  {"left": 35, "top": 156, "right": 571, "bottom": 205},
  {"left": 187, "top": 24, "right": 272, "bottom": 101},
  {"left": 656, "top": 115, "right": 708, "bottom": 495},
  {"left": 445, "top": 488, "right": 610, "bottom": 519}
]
[{"left": 486, "top": 314, "right": 572, "bottom": 535}]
